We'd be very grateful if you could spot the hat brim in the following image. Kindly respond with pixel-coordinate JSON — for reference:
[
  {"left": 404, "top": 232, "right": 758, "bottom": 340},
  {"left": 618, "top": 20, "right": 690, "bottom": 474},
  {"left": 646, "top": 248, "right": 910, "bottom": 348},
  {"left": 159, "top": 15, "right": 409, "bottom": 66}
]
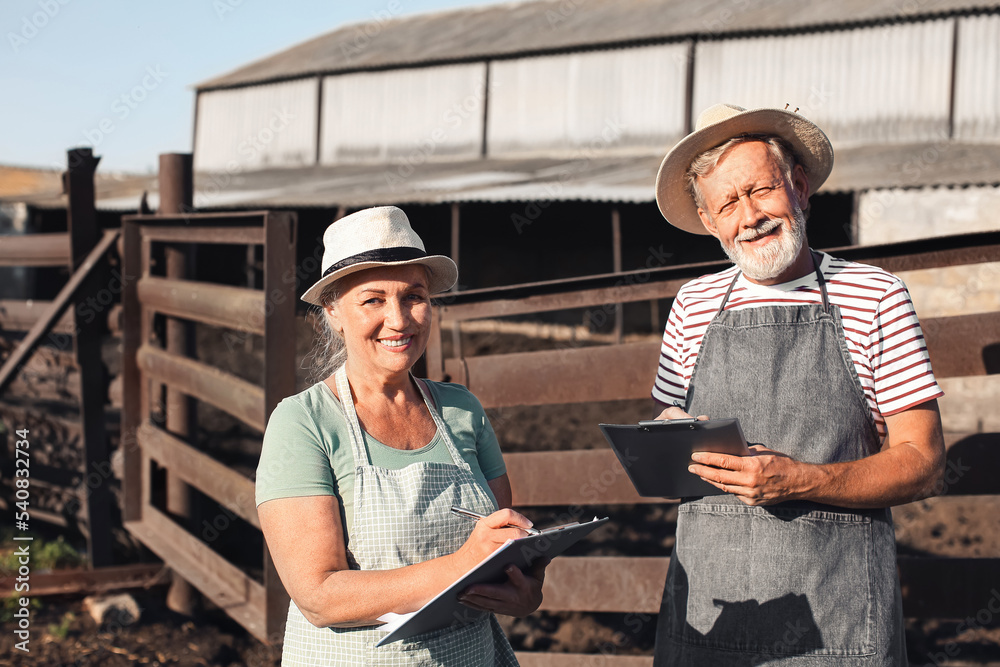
[
  {"left": 300, "top": 255, "right": 458, "bottom": 306},
  {"left": 655, "top": 108, "right": 834, "bottom": 234}
]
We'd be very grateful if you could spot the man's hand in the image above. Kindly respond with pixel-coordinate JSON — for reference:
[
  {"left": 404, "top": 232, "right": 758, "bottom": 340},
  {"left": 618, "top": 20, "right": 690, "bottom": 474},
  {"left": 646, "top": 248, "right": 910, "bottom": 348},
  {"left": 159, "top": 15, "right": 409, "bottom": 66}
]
[
  {"left": 688, "top": 445, "right": 811, "bottom": 506},
  {"left": 654, "top": 404, "right": 708, "bottom": 422}
]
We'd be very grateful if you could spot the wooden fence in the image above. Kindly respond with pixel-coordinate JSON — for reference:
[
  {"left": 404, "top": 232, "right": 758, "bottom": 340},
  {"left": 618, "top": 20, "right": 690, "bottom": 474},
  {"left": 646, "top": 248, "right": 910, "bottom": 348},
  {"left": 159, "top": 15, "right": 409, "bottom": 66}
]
[
  {"left": 0, "top": 148, "right": 116, "bottom": 567},
  {"left": 425, "top": 229, "right": 1000, "bottom": 666},
  {"left": 120, "top": 208, "right": 296, "bottom": 642}
]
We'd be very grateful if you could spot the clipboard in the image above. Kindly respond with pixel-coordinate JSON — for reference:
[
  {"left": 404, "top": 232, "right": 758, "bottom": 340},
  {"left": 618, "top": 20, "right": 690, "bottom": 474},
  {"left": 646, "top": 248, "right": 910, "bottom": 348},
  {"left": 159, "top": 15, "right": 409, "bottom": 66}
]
[
  {"left": 599, "top": 418, "right": 750, "bottom": 499},
  {"left": 376, "top": 516, "right": 609, "bottom": 646}
]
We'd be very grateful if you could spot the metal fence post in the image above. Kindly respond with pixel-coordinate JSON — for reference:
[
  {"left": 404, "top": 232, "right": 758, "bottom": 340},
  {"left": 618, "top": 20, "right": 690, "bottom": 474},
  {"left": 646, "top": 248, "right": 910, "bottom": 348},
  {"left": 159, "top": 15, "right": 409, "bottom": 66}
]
[
  {"left": 65, "top": 147, "right": 114, "bottom": 567},
  {"left": 158, "top": 153, "right": 199, "bottom": 615}
]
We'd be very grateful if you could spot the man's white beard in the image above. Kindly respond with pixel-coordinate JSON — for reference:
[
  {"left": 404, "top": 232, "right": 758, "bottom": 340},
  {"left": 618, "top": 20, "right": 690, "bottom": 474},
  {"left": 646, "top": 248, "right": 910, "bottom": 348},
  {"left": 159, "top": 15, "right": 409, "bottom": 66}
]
[{"left": 719, "top": 207, "right": 807, "bottom": 282}]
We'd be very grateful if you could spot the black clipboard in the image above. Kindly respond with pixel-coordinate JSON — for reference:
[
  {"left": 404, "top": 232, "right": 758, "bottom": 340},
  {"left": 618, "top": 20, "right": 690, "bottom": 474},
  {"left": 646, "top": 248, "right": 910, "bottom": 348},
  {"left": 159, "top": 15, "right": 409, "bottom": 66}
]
[
  {"left": 376, "top": 516, "right": 609, "bottom": 646},
  {"left": 599, "top": 418, "right": 750, "bottom": 498}
]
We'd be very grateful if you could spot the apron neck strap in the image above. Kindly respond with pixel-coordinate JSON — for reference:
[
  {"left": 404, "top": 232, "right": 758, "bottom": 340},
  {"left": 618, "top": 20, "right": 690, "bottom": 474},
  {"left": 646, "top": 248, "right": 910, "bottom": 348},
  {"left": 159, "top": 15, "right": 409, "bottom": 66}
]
[
  {"left": 717, "top": 249, "right": 829, "bottom": 314},
  {"left": 811, "top": 250, "right": 830, "bottom": 314},
  {"left": 334, "top": 365, "right": 371, "bottom": 465},
  {"left": 334, "top": 365, "right": 471, "bottom": 470}
]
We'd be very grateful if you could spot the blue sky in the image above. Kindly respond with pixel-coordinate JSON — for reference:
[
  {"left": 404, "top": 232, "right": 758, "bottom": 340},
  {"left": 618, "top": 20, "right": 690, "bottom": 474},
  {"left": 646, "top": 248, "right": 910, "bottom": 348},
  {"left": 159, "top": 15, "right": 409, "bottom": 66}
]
[{"left": 2, "top": 0, "right": 505, "bottom": 174}]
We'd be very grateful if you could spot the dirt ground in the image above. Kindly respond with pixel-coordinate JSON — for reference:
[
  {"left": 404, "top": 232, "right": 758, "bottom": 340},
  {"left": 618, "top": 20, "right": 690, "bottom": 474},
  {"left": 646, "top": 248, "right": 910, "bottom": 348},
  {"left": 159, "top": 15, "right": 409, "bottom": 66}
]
[{"left": 2, "top": 328, "right": 999, "bottom": 666}]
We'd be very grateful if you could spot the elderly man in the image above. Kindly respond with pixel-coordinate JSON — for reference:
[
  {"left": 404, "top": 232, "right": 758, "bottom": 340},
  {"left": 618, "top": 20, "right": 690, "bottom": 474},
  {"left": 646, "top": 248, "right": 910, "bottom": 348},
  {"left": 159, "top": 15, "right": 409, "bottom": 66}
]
[{"left": 650, "top": 104, "right": 945, "bottom": 666}]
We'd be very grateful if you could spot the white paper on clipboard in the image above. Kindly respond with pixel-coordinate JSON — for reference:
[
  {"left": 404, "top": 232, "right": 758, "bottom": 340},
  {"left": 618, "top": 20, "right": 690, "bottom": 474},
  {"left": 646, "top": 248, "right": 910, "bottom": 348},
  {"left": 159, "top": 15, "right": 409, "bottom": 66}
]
[{"left": 376, "top": 516, "right": 609, "bottom": 646}]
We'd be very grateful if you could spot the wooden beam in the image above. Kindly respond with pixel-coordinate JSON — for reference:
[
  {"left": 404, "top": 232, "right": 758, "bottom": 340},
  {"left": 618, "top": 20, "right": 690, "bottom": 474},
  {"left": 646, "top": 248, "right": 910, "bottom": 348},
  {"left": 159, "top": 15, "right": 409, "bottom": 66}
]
[
  {"left": 898, "top": 557, "right": 1000, "bottom": 619},
  {"left": 541, "top": 557, "right": 668, "bottom": 613},
  {"left": 0, "top": 299, "right": 75, "bottom": 334},
  {"left": 139, "top": 224, "right": 265, "bottom": 245},
  {"left": 507, "top": 433, "right": 998, "bottom": 510},
  {"left": 442, "top": 307, "right": 998, "bottom": 409},
  {"left": 138, "top": 422, "right": 259, "bottom": 529},
  {"left": 0, "top": 229, "right": 120, "bottom": 396},
  {"left": 138, "top": 276, "right": 266, "bottom": 335},
  {"left": 262, "top": 210, "right": 297, "bottom": 644},
  {"left": 435, "top": 231, "right": 1000, "bottom": 322},
  {"left": 121, "top": 219, "right": 143, "bottom": 522},
  {"left": 0, "top": 564, "right": 167, "bottom": 597},
  {"left": 922, "top": 311, "right": 1000, "bottom": 378},
  {"left": 444, "top": 342, "right": 661, "bottom": 407},
  {"left": 125, "top": 506, "right": 268, "bottom": 642},
  {"left": 136, "top": 344, "right": 265, "bottom": 432},
  {"left": 67, "top": 146, "right": 113, "bottom": 568},
  {"left": 439, "top": 278, "right": 690, "bottom": 323},
  {"left": 425, "top": 306, "right": 444, "bottom": 381},
  {"left": 508, "top": 451, "right": 665, "bottom": 506},
  {"left": 0, "top": 232, "right": 70, "bottom": 267},
  {"left": 939, "top": 432, "right": 1000, "bottom": 496},
  {"left": 536, "top": 554, "right": 1000, "bottom": 619}
]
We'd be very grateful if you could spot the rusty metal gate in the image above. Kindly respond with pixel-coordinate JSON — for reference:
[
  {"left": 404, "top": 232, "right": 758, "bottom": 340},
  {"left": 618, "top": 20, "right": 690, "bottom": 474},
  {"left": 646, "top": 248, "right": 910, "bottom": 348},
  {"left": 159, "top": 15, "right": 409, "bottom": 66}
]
[{"left": 119, "top": 198, "right": 296, "bottom": 643}]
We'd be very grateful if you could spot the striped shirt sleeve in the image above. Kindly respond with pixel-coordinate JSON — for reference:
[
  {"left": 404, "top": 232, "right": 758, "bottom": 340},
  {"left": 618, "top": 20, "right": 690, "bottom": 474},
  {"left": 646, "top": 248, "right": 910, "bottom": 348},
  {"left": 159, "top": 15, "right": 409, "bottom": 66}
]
[
  {"left": 868, "top": 278, "right": 943, "bottom": 416},
  {"left": 652, "top": 291, "right": 691, "bottom": 406}
]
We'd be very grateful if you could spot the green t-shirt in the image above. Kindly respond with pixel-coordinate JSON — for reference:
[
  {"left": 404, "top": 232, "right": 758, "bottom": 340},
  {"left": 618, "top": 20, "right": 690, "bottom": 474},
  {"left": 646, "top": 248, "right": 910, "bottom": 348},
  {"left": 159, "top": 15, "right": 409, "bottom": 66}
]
[{"left": 255, "top": 380, "right": 506, "bottom": 532}]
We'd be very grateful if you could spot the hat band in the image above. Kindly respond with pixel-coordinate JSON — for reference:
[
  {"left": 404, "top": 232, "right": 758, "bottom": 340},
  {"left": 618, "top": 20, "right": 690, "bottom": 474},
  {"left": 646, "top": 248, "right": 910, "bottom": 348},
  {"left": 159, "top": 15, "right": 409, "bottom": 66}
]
[{"left": 321, "top": 246, "right": 427, "bottom": 278}]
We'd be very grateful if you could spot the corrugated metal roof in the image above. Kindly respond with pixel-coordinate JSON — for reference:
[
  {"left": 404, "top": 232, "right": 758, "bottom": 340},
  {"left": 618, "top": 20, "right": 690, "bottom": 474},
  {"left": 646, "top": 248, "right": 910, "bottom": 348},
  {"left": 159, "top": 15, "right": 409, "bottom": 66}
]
[
  {"left": 197, "top": 0, "right": 1000, "bottom": 90},
  {"left": 7, "top": 142, "right": 999, "bottom": 211}
]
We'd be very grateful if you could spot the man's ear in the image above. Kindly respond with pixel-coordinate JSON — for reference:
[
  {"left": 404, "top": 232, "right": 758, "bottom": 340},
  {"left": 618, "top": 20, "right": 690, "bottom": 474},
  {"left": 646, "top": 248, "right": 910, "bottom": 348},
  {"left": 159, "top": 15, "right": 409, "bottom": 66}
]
[
  {"left": 697, "top": 208, "right": 721, "bottom": 239},
  {"left": 790, "top": 164, "right": 810, "bottom": 207}
]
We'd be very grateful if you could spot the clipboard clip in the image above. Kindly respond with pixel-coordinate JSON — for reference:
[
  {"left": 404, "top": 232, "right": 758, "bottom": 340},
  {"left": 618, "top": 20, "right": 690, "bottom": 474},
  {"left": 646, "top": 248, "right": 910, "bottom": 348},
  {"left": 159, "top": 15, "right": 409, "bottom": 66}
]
[{"left": 637, "top": 418, "right": 698, "bottom": 431}]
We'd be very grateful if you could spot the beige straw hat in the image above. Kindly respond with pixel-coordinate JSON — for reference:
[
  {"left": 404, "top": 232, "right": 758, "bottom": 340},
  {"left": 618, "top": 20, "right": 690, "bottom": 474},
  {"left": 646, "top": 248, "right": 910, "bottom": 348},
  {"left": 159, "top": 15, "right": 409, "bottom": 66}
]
[
  {"left": 655, "top": 104, "right": 834, "bottom": 235},
  {"left": 301, "top": 206, "right": 458, "bottom": 305}
]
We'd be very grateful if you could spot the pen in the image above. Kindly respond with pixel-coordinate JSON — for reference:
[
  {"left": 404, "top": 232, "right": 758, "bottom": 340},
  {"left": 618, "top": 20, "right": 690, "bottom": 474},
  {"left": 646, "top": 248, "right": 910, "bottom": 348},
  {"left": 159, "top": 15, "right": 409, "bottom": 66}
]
[{"left": 450, "top": 505, "right": 541, "bottom": 535}]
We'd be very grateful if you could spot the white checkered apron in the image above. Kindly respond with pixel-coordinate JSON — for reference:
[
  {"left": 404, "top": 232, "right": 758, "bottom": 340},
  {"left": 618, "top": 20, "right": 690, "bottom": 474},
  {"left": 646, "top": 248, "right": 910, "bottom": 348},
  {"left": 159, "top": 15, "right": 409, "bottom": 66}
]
[{"left": 280, "top": 366, "right": 519, "bottom": 666}]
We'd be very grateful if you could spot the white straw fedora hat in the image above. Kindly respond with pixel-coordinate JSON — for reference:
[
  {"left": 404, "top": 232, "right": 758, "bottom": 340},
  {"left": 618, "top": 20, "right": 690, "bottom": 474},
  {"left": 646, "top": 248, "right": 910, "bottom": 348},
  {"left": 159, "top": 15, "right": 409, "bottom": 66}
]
[
  {"left": 655, "top": 103, "right": 834, "bottom": 235},
  {"left": 301, "top": 206, "right": 458, "bottom": 305}
]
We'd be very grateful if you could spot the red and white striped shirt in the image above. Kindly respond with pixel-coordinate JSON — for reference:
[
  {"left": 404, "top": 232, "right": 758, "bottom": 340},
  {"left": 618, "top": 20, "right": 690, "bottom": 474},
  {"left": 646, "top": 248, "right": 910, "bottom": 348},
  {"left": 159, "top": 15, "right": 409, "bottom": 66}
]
[{"left": 651, "top": 252, "right": 943, "bottom": 443}]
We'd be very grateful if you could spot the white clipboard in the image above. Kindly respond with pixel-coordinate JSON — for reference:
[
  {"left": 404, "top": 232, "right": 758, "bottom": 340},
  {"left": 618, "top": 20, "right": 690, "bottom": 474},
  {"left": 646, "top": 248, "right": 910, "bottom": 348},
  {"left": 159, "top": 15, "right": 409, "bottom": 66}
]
[{"left": 376, "top": 516, "right": 609, "bottom": 646}]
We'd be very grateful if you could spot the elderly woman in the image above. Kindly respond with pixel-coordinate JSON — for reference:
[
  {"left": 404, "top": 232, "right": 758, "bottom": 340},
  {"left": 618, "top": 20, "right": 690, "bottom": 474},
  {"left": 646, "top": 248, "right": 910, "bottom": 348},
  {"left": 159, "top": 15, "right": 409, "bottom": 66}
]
[{"left": 256, "top": 206, "right": 545, "bottom": 666}]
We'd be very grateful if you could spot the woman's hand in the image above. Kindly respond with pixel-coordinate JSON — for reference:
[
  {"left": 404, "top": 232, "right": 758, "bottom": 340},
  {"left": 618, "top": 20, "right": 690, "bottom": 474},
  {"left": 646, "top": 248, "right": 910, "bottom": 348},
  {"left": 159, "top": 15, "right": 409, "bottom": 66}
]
[
  {"left": 451, "top": 508, "right": 535, "bottom": 571},
  {"left": 457, "top": 557, "right": 549, "bottom": 618}
]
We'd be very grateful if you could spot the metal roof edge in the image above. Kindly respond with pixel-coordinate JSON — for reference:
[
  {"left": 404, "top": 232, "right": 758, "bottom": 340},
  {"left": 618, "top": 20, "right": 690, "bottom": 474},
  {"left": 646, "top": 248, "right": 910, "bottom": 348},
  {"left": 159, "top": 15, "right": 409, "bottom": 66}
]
[{"left": 194, "top": 3, "right": 1000, "bottom": 92}]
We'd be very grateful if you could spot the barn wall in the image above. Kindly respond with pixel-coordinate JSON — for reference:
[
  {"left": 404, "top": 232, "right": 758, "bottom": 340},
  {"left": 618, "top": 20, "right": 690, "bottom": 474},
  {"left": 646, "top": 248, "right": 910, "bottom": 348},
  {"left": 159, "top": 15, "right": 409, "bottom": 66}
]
[{"left": 194, "top": 79, "right": 318, "bottom": 172}]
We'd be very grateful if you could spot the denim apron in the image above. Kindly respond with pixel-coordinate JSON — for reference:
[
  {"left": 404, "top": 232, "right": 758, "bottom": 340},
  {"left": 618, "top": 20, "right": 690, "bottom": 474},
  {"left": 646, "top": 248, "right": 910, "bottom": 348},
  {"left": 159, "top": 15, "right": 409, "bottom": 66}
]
[
  {"left": 280, "top": 366, "right": 519, "bottom": 666},
  {"left": 654, "top": 253, "right": 906, "bottom": 666}
]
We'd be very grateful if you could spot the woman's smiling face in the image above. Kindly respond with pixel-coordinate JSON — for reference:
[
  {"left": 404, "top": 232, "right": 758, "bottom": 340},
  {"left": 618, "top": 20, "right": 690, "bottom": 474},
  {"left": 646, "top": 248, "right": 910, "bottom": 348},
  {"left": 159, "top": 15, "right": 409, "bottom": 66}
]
[{"left": 325, "top": 264, "right": 432, "bottom": 379}]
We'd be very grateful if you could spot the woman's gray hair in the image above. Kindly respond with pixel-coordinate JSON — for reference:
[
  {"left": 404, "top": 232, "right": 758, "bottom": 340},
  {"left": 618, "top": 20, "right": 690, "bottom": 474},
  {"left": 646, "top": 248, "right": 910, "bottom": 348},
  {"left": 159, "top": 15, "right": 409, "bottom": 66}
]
[
  {"left": 304, "top": 281, "right": 346, "bottom": 383},
  {"left": 685, "top": 134, "right": 809, "bottom": 219}
]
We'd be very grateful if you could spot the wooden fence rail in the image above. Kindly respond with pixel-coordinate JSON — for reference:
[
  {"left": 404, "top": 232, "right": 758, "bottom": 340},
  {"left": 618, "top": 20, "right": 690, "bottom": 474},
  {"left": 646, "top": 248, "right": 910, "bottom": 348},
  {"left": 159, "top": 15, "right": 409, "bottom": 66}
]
[{"left": 0, "top": 232, "right": 71, "bottom": 266}]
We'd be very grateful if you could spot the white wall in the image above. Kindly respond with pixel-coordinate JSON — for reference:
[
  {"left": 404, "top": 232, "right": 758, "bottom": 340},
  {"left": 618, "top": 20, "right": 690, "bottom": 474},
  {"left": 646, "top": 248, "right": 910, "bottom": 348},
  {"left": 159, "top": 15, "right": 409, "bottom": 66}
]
[
  {"left": 954, "top": 14, "right": 1000, "bottom": 141},
  {"left": 320, "top": 63, "right": 486, "bottom": 164},
  {"left": 693, "top": 20, "right": 955, "bottom": 145},
  {"left": 194, "top": 79, "right": 318, "bottom": 172},
  {"left": 487, "top": 43, "right": 690, "bottom": 156}
]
